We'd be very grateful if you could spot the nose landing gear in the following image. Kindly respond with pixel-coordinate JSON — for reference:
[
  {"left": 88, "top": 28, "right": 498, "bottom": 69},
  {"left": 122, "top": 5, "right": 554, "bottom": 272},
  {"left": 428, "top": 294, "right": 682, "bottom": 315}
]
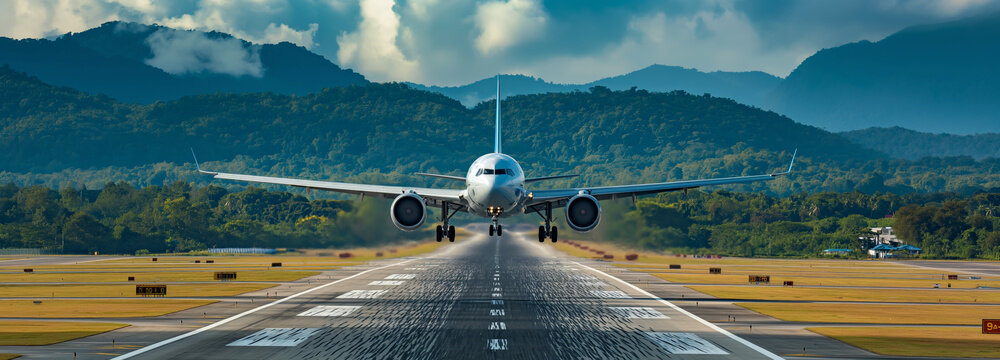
[{"left": 489, "top": 218, "right": 502, "bottom": 237}]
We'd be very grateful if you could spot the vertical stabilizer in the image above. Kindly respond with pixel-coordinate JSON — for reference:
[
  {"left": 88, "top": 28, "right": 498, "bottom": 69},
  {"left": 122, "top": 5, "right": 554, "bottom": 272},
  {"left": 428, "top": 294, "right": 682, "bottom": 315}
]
[{"left": 494, "top": 75, "right": 502, "bottom": 153}]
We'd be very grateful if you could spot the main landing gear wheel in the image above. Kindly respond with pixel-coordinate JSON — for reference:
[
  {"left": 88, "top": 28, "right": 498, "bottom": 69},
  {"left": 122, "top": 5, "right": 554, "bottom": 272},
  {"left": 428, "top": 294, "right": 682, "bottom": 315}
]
[
  {"left": 550, "top": 226, "right": 558, "bottom": 243},
  {"left": 448, "top": 225, "right": 456, "bottom": 242},
  {"left": 497, "top": 224, "right": 503, "bottom": 236},
  {"left": 538, "top": 226, "right": 546, "bottom": 242},
  {"left": 435, "top": 225, "right": 443, "bottom": 242},
  {"left": 489, "top": 224, "right": 495, "bottom": 236}
]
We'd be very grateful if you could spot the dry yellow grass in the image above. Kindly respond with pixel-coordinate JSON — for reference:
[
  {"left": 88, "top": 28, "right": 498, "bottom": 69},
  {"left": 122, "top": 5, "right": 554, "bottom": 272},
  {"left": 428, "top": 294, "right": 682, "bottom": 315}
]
[
  {"left": 0, "top": 300, "right": 215, "bottom": 318},
  {"left": 0, "top": 283, "right": 274, "bottom": 298},
  {"left": 0, "top": 320, "right": 128, "bottom": 345},
  {"left": 0, "top": 354, "right": 19, "bottom": 360},
  {"left": 691, "top": 285, "right": 1000, "bottom": 304},
  {"left": 808, "top": 326, "right": 1000, "bottom": 358},
  {"left": 0, "top": 270, "right": 320, "bottom": 283},
  {"left": 655, "top": 273, "right": 987, "bottom": 289},
  {"left": 91, "top": 241, "right": 444, "bottom": 266},
  {"left": 737, "top": 302, "right": 997, "bottom": 325}
]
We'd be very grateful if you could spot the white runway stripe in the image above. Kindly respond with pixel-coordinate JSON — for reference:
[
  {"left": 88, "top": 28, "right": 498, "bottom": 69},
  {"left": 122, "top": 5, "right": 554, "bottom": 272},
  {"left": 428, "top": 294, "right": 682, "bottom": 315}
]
[
  {"left": 608, "top": 307, "right": 669, "bottom": 319},
  {"left": 368, "top": 280, "right": 405, "bottom": 286},
  {"left": 488, "top": 338, "right": 508, "bottom": 350},
  {"left": 337, "top": 289, "right": 387, "bottom": 299},
  {"left": 643, "top": 332, "right": 728, "bottom": 355},
  {"left": 590, "top": 290, "right": 631, "bottom": 299},
  {"left": 226, "top": 328, "right": 321, "bottom": 347},
  {"left": 385, "top": 274, "right": 416, "bottom": 280},
  {"left": 297, "top": 306, "right": 360, "bottom": 317}
]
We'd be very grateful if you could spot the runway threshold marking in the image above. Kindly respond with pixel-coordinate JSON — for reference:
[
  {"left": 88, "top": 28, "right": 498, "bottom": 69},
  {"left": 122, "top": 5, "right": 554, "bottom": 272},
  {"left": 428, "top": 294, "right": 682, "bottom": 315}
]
[
  {"left": 336, "top": 289, "right": 387, "bottom": 299},
  {"left": 368, "top": 280, "right": 405, "bottom": 286},
  {"left": 385, "top": 273, "right": 416, "bottom": 280},
  {"left": 609, "top": 306, "right": 669, "bottom": 319},
  {"left": 110, "top": 257, "right": 418, "bottom": 359},
  {"left": 643, "top": 332, "right": 729, "bottom": 355},
  {"left": 226, "top": 328, "right": 322, "bottom": 347},
  {"left": 591, "top": 290, "right": 632, "bottom": 299},
  {"left": 571, "top": 261, "right": 783, "bottom": 360},
  {"left": 297, "top": 305, "right": 361, "bottom": 317}
]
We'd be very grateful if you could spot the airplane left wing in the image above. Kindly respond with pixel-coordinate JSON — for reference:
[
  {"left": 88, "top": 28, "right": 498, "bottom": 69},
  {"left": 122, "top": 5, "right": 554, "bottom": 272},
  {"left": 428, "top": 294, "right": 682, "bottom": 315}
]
[
  {"left": 192, "top": 152, "right": 463, "bottom": 206},
  {"left": 526, "top": 150, "right": 796, "bottom": 209}
]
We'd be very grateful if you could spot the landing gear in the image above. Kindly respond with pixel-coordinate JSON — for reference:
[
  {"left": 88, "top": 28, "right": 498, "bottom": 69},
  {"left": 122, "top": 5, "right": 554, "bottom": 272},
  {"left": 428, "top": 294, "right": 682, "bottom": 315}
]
[
  {"left": 489, "top": 224, "right": 495, "bottom": 236},
  {"left": 497, "top": 224, "right": 503, "bottom": 236},
  {"left": 489, "top": 216, "right": 502, "bottom": 237},
  {"left": 529, "top": 202, "right": 558, "bottom": 242},
  {"left": 439, "top": 202, "right": 462, "bottom": 242}
]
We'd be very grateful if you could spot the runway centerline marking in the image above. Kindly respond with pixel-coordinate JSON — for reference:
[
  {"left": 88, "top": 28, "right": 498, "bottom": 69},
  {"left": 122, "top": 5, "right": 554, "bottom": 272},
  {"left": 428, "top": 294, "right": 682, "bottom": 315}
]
[
  {"left": 571, "top": 261, "right": 783, "bottom": 360},
  {"left": 643, "top": 332, "right": 728, "bottom": 355},
  {"left": 368, "top": 280, "right": 405, "bottom": 286},
  {"left": 489, "top": 322, "right": 507, "bottom": 330},
  {"left": 608, "top": 306, "right": 669, "bottom": 319},
  {"left": 297, "top": 305, "right": 360, "bottom": 317},
  {"left": 110, "top": 257, "right": 418, "bottom": 359},
  {"left": 226, "top": 328, "right": 321, "bottom": 347},
  {"left": 384, "top": 274, "right": 416, "bottom": 280},
  {"left": 490, "top": 309, "right": 505, "bottom": 316},
  {"left": 488, "top": 338, "right": 508, "bottom": 351},
  {"left": 337, "top": 289, "right": 387, "bottom": 299}
]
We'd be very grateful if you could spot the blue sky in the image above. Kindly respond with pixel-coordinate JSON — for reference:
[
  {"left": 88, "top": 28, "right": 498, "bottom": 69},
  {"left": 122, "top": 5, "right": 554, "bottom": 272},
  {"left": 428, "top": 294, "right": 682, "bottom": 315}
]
[{"left": 2, "top": 0, "right": 997, "bottom": 85}]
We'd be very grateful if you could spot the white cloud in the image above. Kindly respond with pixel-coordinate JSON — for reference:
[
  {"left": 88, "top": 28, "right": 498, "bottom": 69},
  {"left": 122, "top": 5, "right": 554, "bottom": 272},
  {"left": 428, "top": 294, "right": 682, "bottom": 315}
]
[
  {"left": 336, "top": 0, "right": 419, "bottom": 82},
  {"left": 473, "top": 0, "right": 546, "bottom": 55},
  {"left": 145, "top": 28, "right": 264, "bottom": 77},
  {"left": 0, "top": 0, "right": 119, "bottom": 38},
  {"left": 260, "top": 22, "right": 319, "bottom": 48}
]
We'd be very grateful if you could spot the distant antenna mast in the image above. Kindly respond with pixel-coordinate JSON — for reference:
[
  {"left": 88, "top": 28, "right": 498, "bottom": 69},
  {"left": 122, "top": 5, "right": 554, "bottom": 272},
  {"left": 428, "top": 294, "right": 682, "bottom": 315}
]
[{"left": 494, "top": 75, "right": 501, "bottom": 153}]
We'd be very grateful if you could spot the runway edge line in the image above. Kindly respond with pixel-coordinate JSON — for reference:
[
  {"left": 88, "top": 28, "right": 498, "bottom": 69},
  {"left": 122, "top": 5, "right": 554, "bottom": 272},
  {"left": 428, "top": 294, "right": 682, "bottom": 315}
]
[
  {"left": 111, "top": 257, "right": 420, "bottom": 359},
  {"left": 571, "top": 261, "right": 784, "bottom": 360}
]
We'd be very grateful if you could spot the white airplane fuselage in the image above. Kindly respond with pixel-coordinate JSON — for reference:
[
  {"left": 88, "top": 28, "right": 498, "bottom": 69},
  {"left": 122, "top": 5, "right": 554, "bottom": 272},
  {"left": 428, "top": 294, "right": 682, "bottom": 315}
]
[{"left": 464, "top": 153, "right": 526, "bottom": 218}]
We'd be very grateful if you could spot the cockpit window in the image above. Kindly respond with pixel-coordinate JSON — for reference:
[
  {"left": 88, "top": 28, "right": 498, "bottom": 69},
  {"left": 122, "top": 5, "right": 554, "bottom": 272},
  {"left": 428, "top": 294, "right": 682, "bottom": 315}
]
[
  {"left": 495, "top": 168, "right": 506, "bottom": 175},
  {"left": 483, "top": 168, "right": 495, "bottom": 175},
  {"left": 476, "top": 169, "right": 483, "bottom": 176}
]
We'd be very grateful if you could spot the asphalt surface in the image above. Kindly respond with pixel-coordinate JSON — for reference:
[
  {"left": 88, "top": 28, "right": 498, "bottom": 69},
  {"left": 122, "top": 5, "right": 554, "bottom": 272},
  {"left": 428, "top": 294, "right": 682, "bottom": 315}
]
[{"left": 71, "top": 232, "right": 782, "bottom": 360}]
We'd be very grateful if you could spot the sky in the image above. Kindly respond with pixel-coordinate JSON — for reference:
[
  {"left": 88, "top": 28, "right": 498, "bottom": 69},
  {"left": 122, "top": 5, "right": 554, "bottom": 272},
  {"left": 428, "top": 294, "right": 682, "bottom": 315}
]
[{"left": 1, "top": 0, "right": 998, "bottom": 85}]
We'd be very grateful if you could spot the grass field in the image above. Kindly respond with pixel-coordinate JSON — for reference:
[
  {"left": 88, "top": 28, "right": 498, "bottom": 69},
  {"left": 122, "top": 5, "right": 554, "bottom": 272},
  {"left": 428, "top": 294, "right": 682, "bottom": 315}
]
[
  {"left": 0, "top": 270, "right": 321, "bottom": 283},
  {"left": 737, "top": 303, "right": 997, "bottom": 325},
  {"left": 808, "top": 326, "right": 1000, "bottom": 358},
  {"left": 0, "top": 283, "right": 275, "bottom": 298},
  {"left": 0, "top": 354, "right": 19, "bottom": 360},
  {"left": 691, "top": 285, "right": 1000, "bottom": 304},
  {"left": 92, "top": 241, "right": 444, "bottom": 265},
  {"left": 653, "top": 273, "right": 988, "bottom": 288},
  {"left": 0, "top": 320, "right": 128, "bottom": 345},
  {"left": 0, "top": 299, "right": 216, "bottom": 318}
]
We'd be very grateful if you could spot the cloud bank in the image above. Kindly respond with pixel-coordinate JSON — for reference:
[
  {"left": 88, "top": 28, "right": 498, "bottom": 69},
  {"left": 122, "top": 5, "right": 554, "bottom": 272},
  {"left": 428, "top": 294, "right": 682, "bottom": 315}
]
[
  {"left": 145, "top": 28, "right": 263, "bottom": 77},
  {"left": 3, "top": 0, "right": 1000, "bottom": 85}
]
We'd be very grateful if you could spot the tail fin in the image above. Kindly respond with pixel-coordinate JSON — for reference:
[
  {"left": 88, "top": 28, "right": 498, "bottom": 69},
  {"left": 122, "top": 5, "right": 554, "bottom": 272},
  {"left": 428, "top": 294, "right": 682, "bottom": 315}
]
[{"left": 494, "top": 75, "right": 502, "bottom": 153}]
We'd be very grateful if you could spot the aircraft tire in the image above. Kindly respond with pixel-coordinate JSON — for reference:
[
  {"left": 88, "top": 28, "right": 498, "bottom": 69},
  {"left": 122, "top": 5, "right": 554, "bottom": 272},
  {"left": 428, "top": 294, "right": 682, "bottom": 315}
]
[
  {"left": 436, "top": 225, "right": 443, "bottom": 242},
  {"left": 489, "top": 224, "right": 495, "bottom": 236},
  {"left": 551, "top": 226, "right": 558, "bottom": 243},
  {"left": 448, "top": 226, "right": 456, "bottom": 242},
  {"left": 538, "top": 226, "right": 545, "bottom": 242},
  {"left": 497, "top": 224, "right": 503, "bottom": 236}
]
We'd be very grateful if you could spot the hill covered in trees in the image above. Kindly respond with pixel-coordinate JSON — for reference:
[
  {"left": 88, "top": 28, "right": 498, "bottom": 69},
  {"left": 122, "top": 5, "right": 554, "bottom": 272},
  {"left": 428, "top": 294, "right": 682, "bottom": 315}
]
[
  {"left": 3, "top": 66, "right": 1000, "bottom": 196},
  {"left": 842, "top": 127, "right": 1000, "bottom": 160}
]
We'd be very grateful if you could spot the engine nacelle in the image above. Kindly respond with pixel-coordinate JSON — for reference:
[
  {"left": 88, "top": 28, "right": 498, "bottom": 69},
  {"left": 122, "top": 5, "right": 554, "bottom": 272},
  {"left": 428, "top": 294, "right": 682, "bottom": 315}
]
[
  {"left": 390, "top": 193, "right": 426, "bottom": 231},
  {"left": 564, "top": 193, "right": 601, "bottom": 232}
]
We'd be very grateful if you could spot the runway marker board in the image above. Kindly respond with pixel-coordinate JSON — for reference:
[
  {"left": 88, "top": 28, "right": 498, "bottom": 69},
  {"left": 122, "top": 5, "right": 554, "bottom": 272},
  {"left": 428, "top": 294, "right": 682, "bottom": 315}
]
[
  {"left": 609, "top": 307, "right": 669, "bottom": 319},
  {"left": 643, "top": 332, "right": 729, "bottom": 355},
  {"left": 227, "top": 328, "right": 321, "bottom": 347},
  {"left": 297, "top": 306, "right": 360, "bottom": 317},
  {"left": 336, "top": 290, "right": 387, "bottom": 299}
]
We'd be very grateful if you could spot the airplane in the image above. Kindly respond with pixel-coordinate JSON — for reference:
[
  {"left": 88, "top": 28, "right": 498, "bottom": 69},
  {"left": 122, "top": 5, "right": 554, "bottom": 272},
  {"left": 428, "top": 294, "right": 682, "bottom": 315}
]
[{"left": 193, "top": 76, "right": 796, "bottom": 243}]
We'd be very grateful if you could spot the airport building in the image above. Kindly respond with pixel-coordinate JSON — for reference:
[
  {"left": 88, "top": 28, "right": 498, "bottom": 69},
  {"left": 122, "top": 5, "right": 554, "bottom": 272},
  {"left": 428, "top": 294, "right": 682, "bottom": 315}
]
[{"left": 860, "top": 227, "right": 922, "bottom": 258}]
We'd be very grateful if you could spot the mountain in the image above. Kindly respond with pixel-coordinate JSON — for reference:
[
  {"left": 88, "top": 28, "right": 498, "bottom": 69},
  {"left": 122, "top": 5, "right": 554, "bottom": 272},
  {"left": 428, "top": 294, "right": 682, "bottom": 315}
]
[
  {"left": 842, "top": 127, "right": 1000, "bottom": 160},
  {"left": 4, "top": 65, "right": 1000, "bottom": 195},
  {"left": 767, "top": 12, "right": 1000, "bottom": 134},
  {"left": 408, "top": 65, "right": 782, "bottom": 107},
  {"left": 0, "top": 21, "right": 367, "bottom": 104}
]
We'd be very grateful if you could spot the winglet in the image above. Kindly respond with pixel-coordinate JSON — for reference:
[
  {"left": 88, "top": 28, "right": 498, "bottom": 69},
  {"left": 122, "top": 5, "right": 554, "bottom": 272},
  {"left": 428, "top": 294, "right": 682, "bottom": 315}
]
[
  {"left": 787, "top": 148, "right": 797, "bottom": 173},
  {"left": 494, "top": 74, "right": 502, "bottom": 154},
  {"left": 190, "top": 148, "right": 217, "bottom": 175}
]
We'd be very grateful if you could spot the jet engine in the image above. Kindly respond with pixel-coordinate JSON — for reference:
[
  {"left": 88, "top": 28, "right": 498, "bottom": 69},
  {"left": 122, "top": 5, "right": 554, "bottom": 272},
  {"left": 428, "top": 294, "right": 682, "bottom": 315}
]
[
  {"left": 390, "top": 193, "right": 426, "bottom": 231},
  {"left": 564, "top": 193, "right": 601, "bottom": 232}
]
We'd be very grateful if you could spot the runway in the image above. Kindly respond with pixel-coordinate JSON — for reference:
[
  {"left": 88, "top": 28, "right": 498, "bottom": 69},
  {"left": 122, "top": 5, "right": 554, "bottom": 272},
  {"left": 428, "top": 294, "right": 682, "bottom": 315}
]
[{"left": 108, "top": 232, "right": 780, "bottom": 360}]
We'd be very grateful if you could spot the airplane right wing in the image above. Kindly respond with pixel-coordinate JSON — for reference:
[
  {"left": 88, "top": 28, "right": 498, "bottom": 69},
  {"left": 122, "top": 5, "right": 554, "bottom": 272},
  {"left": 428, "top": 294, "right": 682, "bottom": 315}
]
[{"left": 525, "top": 150, "right": 796, "bottom": 209}]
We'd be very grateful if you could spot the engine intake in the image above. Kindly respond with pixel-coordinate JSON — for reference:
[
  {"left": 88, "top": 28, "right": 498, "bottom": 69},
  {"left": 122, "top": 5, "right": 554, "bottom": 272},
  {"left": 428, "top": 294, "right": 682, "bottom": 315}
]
[
  {"left": 391, "top": 193, "right": 426, "bottom": 231},
  {"left": 565, "top": 193, "right": 601, "bottom": 232}
]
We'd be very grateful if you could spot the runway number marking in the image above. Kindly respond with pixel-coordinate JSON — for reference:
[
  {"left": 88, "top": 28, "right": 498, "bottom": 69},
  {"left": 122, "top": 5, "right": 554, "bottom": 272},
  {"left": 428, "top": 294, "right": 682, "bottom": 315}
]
[
  {"left": 590, "top": 290, "right": 632, "bottom": 299},
  {"left": 492, "top": 292, "right": 502, "bottom": 298},
  {"left": 336, "top": 290, "right": 387, "bottom": 299},
  {"left": 642, "top": 332, "right": 728, "bottom": 355},
  {"left": 368, "top": 280, "right": 405, "bottom": 286},
  {"left": 488, "top": 338, "right": 508, "bottom": 350},
  {"left": 489, "top": 321, "right": 507, "bottom": 330},
  {"left": 608, "top": 307, "right": 669, "bottom": 319},
  {"left": 491, "top": 300, "right": 504, "bottom": 305},
  {"left": 226, "top": 328, "right": 322, "bottom": 347},
  {"left": 384, "top": 274, "right": 416, "bottom": 280},
  {"left": 490, "top": 309, "right": 505, "bottom": 316},
  {"left": 297, "top": 305, "right": 360, "bottom": 317}
]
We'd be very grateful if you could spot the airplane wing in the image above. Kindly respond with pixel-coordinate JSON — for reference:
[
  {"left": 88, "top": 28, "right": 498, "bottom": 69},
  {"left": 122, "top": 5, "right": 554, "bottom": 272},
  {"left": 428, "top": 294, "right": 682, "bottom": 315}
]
[
  {"left": 526, "top": 150, "right": 796, "bottom": 209},
  {"left": 192, "top": 152, "right": 463, "bottom": 207}
]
